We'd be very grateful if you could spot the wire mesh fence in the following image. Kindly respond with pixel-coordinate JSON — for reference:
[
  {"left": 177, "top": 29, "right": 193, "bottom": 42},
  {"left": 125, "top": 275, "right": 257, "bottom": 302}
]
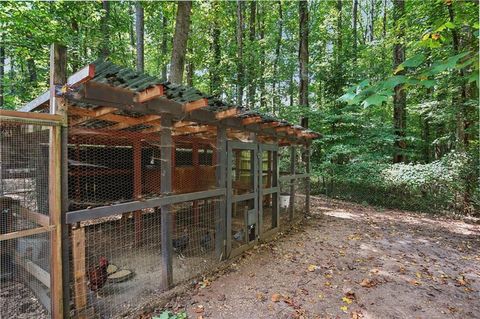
[{"left": 1, "top": 118, "right": 54, "bottom": 319}]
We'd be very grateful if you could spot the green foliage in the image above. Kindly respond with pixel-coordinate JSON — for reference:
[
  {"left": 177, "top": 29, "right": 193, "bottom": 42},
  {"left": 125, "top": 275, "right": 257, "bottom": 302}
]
[{"left": 153, "top": 310, "right": 187, "bottom": 319}]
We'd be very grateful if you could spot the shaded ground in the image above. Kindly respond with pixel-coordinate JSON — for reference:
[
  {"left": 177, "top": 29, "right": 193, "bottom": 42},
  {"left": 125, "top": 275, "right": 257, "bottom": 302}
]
[{"left": 157, "top": 196, "right": 480, "bottom": 319}]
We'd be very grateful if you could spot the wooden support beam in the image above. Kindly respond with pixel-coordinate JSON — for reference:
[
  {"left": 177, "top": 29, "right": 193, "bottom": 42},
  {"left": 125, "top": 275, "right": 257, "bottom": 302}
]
[
  {"left": 0, "top": 225, "right": 54, "bottom": 241},
  {"left": 134, "top": 84, "right": 165, "bottom": 103},
  {"left": 215, "top": 108, "right": 239, "bottom": 120},
  {"left": 183, "top": 98, "right": 208, "bottom": 112},
  {"left": 241, "top": 116, "right": 262, "bottom": 126},
  {"left": 68, "top": 106, "right": 117, "bottom": 126},
  {"left": 20, "top": 206, "right": 50, "bottom": 227},
  {"left": 261, "top": 121, "right": 280, "bottom": 129},
  {"left": 0, "top": 109, "right": 62, "bottom": 123},
  {"left": 275, "top": 126, "right": 290, "bottom": 133},
  {"left": 160, "top": 115, "right": 173, "bottom": 290},
  {"left": 173, "top": 120, "right": 196, "bottom": 128},
  {"left": 72, "top": 227, "right": 88, "bottom": 318},
  {"left": 67, "top": 64, "right": 95, "bottom": 87},
  {"left": 107, "top": 115, "right": 161, "bottom": 130},
  {"left": 49, "top": 43, "right": 65, "bottom": 319}
]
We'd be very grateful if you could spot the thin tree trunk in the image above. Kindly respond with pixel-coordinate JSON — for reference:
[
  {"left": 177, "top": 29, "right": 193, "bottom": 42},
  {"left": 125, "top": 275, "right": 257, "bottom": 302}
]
[
  {"left": 0, "top": 43, "right": 4, "bottom": 107},
  {"left": 383, "top": 0, "right": 387, "bottom": 38},
  {"left": 26, "top": 58, "right": 37, "bottom": 83},
  {"left": 170, "top": 1, "right": 192, "bottom": 84},
  {"left": 129, "top": 4, "right": 136, "bottom": 67},
  {"left": 370, "top": 0, "right": 375, "bottom": 42},
  {"left": 272, "top": 0, "right": 283, "bottom": 114},
  {"left": 353, "top": 0, "right": 358, "bottom": 64},
  {"left": 210, "top": 3, "right": 221, "bottom": 95},
  {"left": 392, "top": 0, "right": 407, "bottom": 163},
  {"left": 247, "top": 1, "right": 256, "bottom": 108},
  {"left": 100, "top": 0, "right": 110, "bottom": 59},
  {"left": 186, "top": 47, "right": 194, "bottom": 87},
  {"left": 135, "top": 1, "right": 144, "bottom": 72},
  {"left": 236, "top": 0, "right": 244, "bottom": 106},
  {"left": 258, "top": 3, "right": 266, "bottom": 110},
  {"left": 299, "top": 0, "right": 309, "bottom": 128},
  {"left": 161, "top": 14, "right": 168, "bottom": 80}
]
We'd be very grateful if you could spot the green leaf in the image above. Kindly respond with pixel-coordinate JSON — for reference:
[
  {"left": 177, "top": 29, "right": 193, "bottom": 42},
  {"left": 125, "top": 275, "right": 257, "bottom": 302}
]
[
  {"left": 444, "top": 21, "right": 455, "bottom": 29},
  {"left": 467, "top": 71, "right": 479, "bottom": 87},
  {"left": 362, "top": 94, "right": 389, "bottom": 107},
  {"left": 419, "top": 79, "right": 436, "bottom": 88},
  {"left": 382, "top": 76, "right": 408, "bottom": 90},
  {"left": 402, "top": 54, "right": 426, "bottom": 68}
]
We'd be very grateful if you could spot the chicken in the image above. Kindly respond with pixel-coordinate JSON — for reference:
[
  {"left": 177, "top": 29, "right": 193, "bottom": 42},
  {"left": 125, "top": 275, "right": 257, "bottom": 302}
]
[
  {"left": 87, "top": 256, "right": 109, "bottom": 298},
  {"left": 172, "top": 228, "right": 189, "bottom": 259},
  {"left": 200, "top": 231, "right": 213, "bottom": 252},
  {"left": 233, "top": 229, "right": 244, "bottom": 242}
]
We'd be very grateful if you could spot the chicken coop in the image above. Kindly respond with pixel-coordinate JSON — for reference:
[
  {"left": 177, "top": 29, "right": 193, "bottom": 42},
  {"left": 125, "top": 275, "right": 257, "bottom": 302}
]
[{"left": 0, "top": 44, "right": 318, "bottom": 319}]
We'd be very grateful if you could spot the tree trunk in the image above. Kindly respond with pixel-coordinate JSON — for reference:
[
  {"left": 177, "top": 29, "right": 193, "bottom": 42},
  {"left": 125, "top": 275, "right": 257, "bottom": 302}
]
[
  {"left": 210, "top": 3, "right": 221, "bottom": 95},
  {"left": 299, "top": 0, "right": 309, "bottom": 128},
  {"left": 370, "top": 0, "right": 375, "bottom": 42},
  {"left": 383, "top": 0, "right": 387, "bottom": 38},
  {"left": 272, "top": 0, "right": 283, "bottom": 114},
  {"left": 247, "top": 1, "right": 256, "bottom": 108},
  {"left": 186, "top": 47, "right": 194, "bottom": 87},
  {"left": 236, "top": 0, "right": 244, "bottom": 106},
  {"left": 161, "top": 14, "right": 168, "bottom": 80},
  {"left": 0, "top": 43, "right": 4, "bottom": 107},
  {"left": 258, "top": 3, "right": 266, "bottom": 110},
  {"left": 392, "top": 0, "right": 407, "bottom": 163},
  {"left": 26, "top": 58, "right": 37, "bottom": 83},
  {"left": 129, "top": 4, "right": 135, "bottom": 67},
  {"left": 169, "top": 1, "right": 192, "bottom": 84},
  {"left": 135, "top": 1, "right": 144, "bottom": 72},
  {"left": 100, "top": 0, "right": 110, "bottom": 59},
  {"left": 353, "top": 0, "right": 358, "bottom": 64}
]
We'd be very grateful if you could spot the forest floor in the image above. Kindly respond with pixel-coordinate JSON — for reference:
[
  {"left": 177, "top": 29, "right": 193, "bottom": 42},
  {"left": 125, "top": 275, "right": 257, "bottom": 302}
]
[{"left": 159, "top": 196, "right": 480, "bottom": 319}]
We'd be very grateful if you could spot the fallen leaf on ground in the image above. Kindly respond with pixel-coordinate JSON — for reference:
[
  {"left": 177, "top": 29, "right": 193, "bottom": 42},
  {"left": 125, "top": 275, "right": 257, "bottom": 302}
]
[
  {"left": 456, "top": 275, "right": 468, "bottom": 286},
  {"left": 194, "top": 305, "right": 204, "bottom": 313},
  {"left": 342, "top": 296, "right": 353, "bottom": 304},
  {"left": 340, "top": 305, "right": 348, "bottom": 313},
  {"left": 360, "top": 278, "right": 376, "bottom": 288},
  {"left": 351, "top": 310, "right": 364, "bottom": 319},
  {"left": 256, "top": 292, "right": 266, "bottom": 301},
  {"left": 409, "top": 279, "right": 421, "bottom": 286},
  {"left": 271, "top": 293, "right": 282, "bottom": 302},
  {"left": 307, "top": 264, "right": 318, "bottom": 272}
]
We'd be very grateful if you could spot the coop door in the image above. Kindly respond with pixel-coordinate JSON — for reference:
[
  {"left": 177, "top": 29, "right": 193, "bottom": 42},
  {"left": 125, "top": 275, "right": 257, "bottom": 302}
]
[{"left": 227, "top": 141, "right": 259, "bottom": 257}]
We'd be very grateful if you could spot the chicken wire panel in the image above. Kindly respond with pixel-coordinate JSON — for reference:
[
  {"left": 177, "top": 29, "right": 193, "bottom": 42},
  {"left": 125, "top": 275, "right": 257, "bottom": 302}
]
[
  {"left": 1, "top": 232, "right": 52, "bottom": 319},
  {"left": 231, "top": 149, "right": 254, "bottom": 195},
  {"left": 295, "top": 146, "right": 308, "bottom": 174},
  {"left": 231, "top": 199, "right": 255, "bottom": 251},
  {"left": 1, "top": 119, "right": 51, "bottom": 226},
  {"left": 171, "top": 196, "right": 221, "bottom": 285},
  {"left": 279, "top": 179, "right": 292, "bottom": 226},
  {"left": 261, "top": 150, "right": 276, "bottom": 189},
  {"left": 261, "top": 193, "right": 278, "bottom": 235},
  {"left": 294, "top": 178, "right": 307, "bottom": 218},
  {"left": 68, "top": 131, "right": 166, "bottom": 211},
  {"left": 173, "top": 135, "right": 217, "bottom": 195},
  {"left": 69, "top": 206, "right": 165, "bottom": 318},
  {"left": 278, "top": 146, "right": 291, "bottom": 176}
]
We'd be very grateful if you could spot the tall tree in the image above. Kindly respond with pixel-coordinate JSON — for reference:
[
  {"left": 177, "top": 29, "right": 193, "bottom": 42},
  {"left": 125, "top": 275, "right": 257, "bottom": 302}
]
[
  {"left": 236, "top": 0, "right": 245, "bottom": 106},
  {"left": 161, "top": 13, "right": 168, "bottom": 80},
  {"left": 299, "top": 0, "right": 309, "bottom": 127},
  {"left": 272, "top": 1, "right": 283, "bottom": 114},
  {"left": 169, "top": 1, "right": 192, "bottom": 84},
  {"left": 369, "top": 0, "right": 375, "bottom": 42},
  {"left": 135, "top": 1, "right": 144, "bottom": 72},
  {"left": 247, "top": 1, "right": 256, "bottom": 108},
  {"left": 353, "top": 0, "right": 358, "bottom": 64},
  {"left": 392, "top": 0, "right": 406, "bottom": 163},
  {"left": 100, "top": 0, "right": 110, "bottom": 59},
  {"left": 0, "top": 43, "right": 4, "bottom": 107},
  {"left": 210, "top": 3, "right": 221, "bottom": 95}
]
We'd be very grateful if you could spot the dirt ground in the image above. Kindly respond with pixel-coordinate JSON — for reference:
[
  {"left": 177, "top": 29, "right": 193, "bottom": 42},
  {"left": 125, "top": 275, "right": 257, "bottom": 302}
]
[{"left": 159, "top": 196, "right": 480, "bottom": 319}]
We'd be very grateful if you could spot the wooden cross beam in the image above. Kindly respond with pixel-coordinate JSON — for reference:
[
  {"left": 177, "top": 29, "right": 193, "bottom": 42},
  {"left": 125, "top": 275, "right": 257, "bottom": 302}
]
[
  {"left": 134, "top": 84, "right": 165, "bottom": 103},
  {"left": 215, "top": 108, "right": 239, "bottom": 120},
  {"left": 275, "top": 126, "right": 291, "bottom": 133},
  {"left": 68, "top": 106, "right": 117, "bottom": 126},
  {"left": 183, "top": 98, "right": 209, "bottom": 112},
  {"left": 261, "top": 121, "right": 280, "bottom": 129},
  {"left": 241, "top": 116, "right": 262, "bottom": 126},
  {"left": 106, "top": 114, "right": 161, "bottom": 130}
]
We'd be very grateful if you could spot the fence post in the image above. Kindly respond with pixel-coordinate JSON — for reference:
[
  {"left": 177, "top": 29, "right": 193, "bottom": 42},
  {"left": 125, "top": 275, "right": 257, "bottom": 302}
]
[
  {"left": 49, "top": 43, "right": 66, "bottom": 319},
  {"left": 288, "top": 146, "right": 296, "bottom": 221},
  {"left": 160, "top": 114, "right": 173, "bottom": 290},
  {"left": 215, "top": 125, "right": 227, "bottom": 259}
]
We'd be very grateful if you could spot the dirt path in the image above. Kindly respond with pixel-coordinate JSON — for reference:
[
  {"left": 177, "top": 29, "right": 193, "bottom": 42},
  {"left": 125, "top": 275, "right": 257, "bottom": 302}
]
[{"left": 161, "top": 197, "right": 480, "bottom": 319}]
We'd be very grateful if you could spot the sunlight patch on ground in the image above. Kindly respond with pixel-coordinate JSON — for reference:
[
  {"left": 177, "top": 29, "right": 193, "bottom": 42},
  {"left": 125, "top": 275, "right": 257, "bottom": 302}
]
[{"left": 324, "top": 209, "right": 358, "bottom": 220}]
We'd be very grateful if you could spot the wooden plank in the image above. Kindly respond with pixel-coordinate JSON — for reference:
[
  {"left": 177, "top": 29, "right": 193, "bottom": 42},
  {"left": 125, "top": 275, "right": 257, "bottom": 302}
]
[
  {"left": 261, "top": 121, "right": 280, "bottom": 129},
  {"left": 160, "top": 115, "right": 173, "bottom": 290},
  {"left": 134, "top": 84, "right": 164, "bottom": 103},
  {"left": 17, "top": 255, "right": 51, "bottom": 288},
  {"left": 0, "top": 109, "right": 62, "bottom": 123},
  {"left": 72, "top": 227, "right": 88, "bottom": 318},
  {"left": 215, "top": 108, "right": 239, "bottom": 120},
  {"left": 215, "top": 126, "right": 227, "bottom": 259},
  {"left": 0, "top": 225, "right": 55, "bottom": 241},
  {"left": 68, "top": 106, "right": 117, "bottom": 126},
  {"left": 183, "top": 98, "right": 208, "bottom": 112},
  {"left": 173, "top": 120, "right": 195, "bottom": 128},
  {"left": 67, "top": 64, "right": 95, "bottom": 87},
  {"left": 20, "top": 206, "right": 50, "bottom": 227},
  {"left": 49, "top": 43, "right": 65, "bottom": 319},
  {"left": 19, "top": 91, "right": 50, "bottom": 112},
  {"left": 107, "top": 115, "right": 161, "bottom": 130},
  {"left": 241, "top": 116, "right": 262, "bottom": 126}
]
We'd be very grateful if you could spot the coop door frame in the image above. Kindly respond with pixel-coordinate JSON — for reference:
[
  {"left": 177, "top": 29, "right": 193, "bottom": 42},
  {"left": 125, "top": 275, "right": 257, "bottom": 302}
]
[{"left": 226, "top": 142, "right": 280, "bottom": 258}]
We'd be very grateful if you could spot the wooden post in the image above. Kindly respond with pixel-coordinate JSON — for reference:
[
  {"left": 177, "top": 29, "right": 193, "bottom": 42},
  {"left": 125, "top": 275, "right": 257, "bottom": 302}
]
[
  {"left": 215, "top": 126, "right": 227, "bottom": 259},
  {"left": 288, "top": 146, "right": 295, "bottom": 221},
  {"left": 49, "top": 43, "right": 65, "bottom": 319},
  {"left": 192, "top": 143, "right": 200, "bottom": 224},
  {"left": 305, "top": 144, "right": 311, "bottom": 216},
  {"left": 133, "top": 141, "right": 142, "bottom": 245},
  {"left": 71, "top": 227, "right": 88, "bottom": 318},
  {"left": 160, "top": 114, "right": 173, "bottom": 290}
]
